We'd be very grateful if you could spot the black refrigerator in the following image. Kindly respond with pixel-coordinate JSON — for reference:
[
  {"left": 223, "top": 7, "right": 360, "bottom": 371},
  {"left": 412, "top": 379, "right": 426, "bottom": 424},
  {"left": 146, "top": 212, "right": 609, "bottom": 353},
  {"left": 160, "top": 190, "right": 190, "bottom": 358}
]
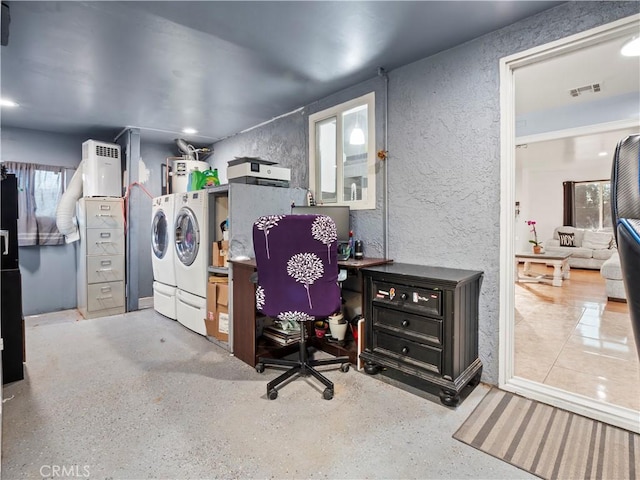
[{"left": 1, "top": 172, "right": 25, "bottom": 384}]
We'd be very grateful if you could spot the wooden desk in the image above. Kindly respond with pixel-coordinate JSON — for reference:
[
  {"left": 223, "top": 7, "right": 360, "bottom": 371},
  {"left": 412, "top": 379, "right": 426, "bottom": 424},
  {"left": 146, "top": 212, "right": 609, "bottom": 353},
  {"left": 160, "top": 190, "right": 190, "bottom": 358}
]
[{"left": 229, "top": 257, "right": 391, "bottom": 367}]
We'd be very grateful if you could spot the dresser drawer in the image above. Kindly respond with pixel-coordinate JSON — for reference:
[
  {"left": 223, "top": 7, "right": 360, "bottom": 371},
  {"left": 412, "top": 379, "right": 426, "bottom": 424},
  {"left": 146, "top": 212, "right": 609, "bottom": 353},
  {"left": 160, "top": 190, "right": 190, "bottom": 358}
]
[
  {"left": 372, "top": 306, "right": 442, "bottom": 346},
  {"left": 85, "top": 229, "right": 125, "bottom": 256},
  {"left": 371, "top": 280, "right": 442, "bottom": 317},
  {"left": 86, "top": 255, "right": 124, "bottom": 284},
  {"left": 373, "top": 330, "right": 442, "bottom": 374},
  {"left": 87, "top": 281, "right": 125, "bottom": 312},
  {"left": 84, "top": 200, "right": 124, "bottom": 229}
]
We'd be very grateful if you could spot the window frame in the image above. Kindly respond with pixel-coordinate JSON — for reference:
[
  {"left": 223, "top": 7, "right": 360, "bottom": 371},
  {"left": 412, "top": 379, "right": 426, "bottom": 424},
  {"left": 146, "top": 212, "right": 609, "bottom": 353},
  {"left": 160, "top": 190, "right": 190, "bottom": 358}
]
[{"left": 308, "top": 92, "right": 376, "bottom": 210}]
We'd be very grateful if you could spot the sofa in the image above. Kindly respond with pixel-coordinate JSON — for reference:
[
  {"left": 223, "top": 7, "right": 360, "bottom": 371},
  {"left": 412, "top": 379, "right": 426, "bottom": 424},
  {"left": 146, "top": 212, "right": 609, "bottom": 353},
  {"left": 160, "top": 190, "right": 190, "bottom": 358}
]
[
  {"left": 600, "top": 252, "right": 627, "bottom": 301},
  {"left": 544, "top": 226, "right": 616, "bottom": 269}
]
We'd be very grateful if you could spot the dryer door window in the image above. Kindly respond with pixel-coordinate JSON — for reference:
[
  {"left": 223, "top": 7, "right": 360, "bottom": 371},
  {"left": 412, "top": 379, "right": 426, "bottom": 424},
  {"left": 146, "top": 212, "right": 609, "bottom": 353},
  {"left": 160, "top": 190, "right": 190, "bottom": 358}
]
[
  {"left": 152, "top": 210, "right": 169, "bottom": 259},
  {"left": 175, "top": 208, "right": 200, "bottom": 266}
]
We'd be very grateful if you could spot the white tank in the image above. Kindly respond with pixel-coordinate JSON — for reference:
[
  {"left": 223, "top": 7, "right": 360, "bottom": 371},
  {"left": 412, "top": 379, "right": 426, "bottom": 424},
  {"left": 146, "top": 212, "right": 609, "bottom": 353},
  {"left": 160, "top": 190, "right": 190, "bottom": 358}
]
[
  {"left": 82, "top": 140, "right": 122, "bottom": 197},
  {"left": 171, "top": 159, "right": 209, "bottom": 193}
]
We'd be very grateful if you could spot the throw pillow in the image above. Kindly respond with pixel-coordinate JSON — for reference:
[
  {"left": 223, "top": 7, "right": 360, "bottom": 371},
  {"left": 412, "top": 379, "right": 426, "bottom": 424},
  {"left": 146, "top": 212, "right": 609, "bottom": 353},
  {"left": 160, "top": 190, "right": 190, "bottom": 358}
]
[{"left": 558, "top": 232, "right": 575, "bottom": 247}]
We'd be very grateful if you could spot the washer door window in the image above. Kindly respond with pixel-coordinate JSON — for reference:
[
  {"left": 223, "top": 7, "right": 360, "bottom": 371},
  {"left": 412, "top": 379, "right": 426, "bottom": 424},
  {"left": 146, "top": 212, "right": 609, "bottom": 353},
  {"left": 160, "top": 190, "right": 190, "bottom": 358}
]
[
  {"left": 152, "top": 210, "right": 169, "bottom": 259},
  {"left": 175, "top": 207, "right": 200, "bottom": 266}
]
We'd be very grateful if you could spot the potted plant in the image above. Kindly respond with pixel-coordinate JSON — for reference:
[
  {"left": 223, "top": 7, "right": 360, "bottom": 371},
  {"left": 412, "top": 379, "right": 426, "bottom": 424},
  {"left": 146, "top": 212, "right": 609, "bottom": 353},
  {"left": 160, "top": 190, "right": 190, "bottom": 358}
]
[{"left": 527, "top": 220, "right": 542, "bottom": 253}]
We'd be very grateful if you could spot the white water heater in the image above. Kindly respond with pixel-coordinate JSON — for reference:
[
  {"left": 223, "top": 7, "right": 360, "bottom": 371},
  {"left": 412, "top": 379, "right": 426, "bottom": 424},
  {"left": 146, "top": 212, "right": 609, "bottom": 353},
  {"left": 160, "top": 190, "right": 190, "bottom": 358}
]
[
  {"left": 171, "top": 159, "right": 209, "bottom": 194},
  {"left": 82, "top": 140, "right": 122, "bottom": 197}
]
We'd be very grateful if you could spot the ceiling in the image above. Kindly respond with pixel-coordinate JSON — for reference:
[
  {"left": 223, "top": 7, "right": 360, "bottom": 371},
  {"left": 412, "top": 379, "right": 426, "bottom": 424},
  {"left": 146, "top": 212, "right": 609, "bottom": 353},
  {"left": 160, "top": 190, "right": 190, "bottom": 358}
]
[
  {"left": 516, "top": 126, "right": 637, "bottom": 169},
  {"left": 515, "top": 32, "right": 640, "bottom": 114},
  {"left": 0, "top": 1, "right": 563, "bottom": 145}
]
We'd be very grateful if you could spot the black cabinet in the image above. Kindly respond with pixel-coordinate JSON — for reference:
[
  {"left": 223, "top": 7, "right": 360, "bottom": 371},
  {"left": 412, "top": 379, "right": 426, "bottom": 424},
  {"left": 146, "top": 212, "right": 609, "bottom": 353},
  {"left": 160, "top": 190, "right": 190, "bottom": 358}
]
[
  {"left": 1, "top": 173, "right": 25, "bottom": 384},
  {"left": 359, "top": 263, "right": 482, "bottom": 406}
]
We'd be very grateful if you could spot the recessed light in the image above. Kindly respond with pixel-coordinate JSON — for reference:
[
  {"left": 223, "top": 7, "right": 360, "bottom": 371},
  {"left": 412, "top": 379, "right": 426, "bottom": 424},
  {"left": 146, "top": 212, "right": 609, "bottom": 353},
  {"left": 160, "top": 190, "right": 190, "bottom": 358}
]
[
  {"left": 0, "top": 98, "right": 19, "bottom": 107},
  {"left": 182, "top": 127, "right": 197, "bottom": 135},
  {"left": 621, "top": 36, "right": 640, "bottom": 57},
  {"left": 598, "top": 151, "right": 608, "bottom": 157}
]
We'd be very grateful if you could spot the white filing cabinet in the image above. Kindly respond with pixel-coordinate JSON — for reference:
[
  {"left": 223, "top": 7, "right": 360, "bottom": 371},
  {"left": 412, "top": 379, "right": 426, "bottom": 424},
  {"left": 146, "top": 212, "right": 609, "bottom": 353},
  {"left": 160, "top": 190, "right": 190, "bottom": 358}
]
[{"left": 77, "top": 197, "right": 126, "bottom": 319}]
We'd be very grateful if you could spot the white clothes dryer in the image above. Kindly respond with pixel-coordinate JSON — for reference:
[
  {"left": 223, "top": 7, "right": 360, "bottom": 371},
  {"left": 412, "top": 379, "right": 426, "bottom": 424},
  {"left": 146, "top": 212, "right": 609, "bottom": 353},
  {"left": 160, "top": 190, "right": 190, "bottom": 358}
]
[
  {"left": 151, "top": 194, "right": 176, "bottom": 286},
  {"left": 174, "top": 190, "right": 211, "bottom": 299}
]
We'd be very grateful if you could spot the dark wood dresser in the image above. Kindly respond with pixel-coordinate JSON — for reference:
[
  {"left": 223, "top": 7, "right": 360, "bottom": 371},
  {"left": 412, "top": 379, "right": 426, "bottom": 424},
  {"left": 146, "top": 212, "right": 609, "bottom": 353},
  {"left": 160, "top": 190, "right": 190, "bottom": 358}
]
[{"left": 359, "top": 263, "right": 483, "bottom": 406}]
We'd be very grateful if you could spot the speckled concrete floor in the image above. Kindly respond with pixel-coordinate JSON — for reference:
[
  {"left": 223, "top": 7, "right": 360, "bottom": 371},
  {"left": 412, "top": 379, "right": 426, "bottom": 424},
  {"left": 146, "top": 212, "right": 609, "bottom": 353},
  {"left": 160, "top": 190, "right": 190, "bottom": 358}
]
[{"left": 2, "top": 307, "right": 534, "bottom": 479}]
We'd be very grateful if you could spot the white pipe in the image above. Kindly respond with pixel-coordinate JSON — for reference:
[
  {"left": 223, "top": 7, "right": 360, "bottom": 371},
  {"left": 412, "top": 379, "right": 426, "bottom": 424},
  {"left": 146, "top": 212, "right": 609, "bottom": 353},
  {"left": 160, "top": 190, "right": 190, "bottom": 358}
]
[{"left": 56, "top": 160, "right": 84, "bottom": 243}]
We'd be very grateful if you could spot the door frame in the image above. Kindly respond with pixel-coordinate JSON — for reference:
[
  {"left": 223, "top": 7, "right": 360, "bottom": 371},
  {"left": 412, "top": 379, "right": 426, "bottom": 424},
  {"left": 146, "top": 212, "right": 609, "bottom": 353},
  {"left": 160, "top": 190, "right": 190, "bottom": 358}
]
[{"left": 499, "top": 13, "right": 640, "bottom": 434}]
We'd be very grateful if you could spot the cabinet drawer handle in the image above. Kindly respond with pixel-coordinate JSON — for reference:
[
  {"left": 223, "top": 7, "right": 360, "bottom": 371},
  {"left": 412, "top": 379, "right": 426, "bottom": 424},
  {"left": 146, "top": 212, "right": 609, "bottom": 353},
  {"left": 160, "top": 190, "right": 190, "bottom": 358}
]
[
  {"left": 101, "top": 286, "right": 112, "bottom": 293},
  {"left": 401, "top": 346, "right": 409, "bottom": 355},
  {"left": 100, "top": 232, "right": 111, "bottom": 238},
  {"left": 401, "top": 320, "right": 410, "bottom": 328},
  {"left": 401, "top": 293, "right": 408, "bottom": 300},
  {"left": 99, "top": 205, "right": 111, "bottom": 210},
  {"left": 95, "top": 241, "right": 115, "bottom": 245},
  {"left": 96, "top": 214, "right": 113, "bottom": 217},
  {"left": 97, "top": 295, "right": 113, "bottom": 300},
  {"left": 96, "top": 268, "right": 113, "bottom": 273},
  {"left": 100, "top": 260, "right": 112, "bottom": 266}
]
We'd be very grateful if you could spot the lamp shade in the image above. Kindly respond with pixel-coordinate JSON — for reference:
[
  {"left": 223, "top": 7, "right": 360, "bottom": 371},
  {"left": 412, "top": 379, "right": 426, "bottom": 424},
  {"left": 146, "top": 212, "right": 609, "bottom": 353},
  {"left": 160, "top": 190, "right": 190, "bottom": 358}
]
[{"left": 349, "top": 127, "right": 365, "bottom": 145}]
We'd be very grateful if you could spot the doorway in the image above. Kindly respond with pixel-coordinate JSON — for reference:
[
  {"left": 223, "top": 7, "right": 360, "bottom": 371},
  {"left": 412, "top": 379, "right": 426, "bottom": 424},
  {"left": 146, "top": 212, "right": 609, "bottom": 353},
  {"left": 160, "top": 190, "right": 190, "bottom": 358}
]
[{"left": 499, "top": 14, "right": 640, "bottom": 433}]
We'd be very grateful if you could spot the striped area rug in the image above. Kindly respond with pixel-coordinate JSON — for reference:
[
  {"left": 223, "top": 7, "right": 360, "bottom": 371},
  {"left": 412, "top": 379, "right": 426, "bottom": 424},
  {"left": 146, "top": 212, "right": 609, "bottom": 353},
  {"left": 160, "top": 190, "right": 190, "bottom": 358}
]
[{"left": 453, "top": 388, "right": 639, "bottom": 479}]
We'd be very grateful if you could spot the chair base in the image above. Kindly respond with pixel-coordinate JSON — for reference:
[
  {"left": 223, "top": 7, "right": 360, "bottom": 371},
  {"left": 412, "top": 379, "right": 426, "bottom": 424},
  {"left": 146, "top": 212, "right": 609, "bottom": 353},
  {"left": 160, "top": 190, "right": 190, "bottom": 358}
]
[{"left": 256, "top": 330, "right": 350, "bottom": 400}]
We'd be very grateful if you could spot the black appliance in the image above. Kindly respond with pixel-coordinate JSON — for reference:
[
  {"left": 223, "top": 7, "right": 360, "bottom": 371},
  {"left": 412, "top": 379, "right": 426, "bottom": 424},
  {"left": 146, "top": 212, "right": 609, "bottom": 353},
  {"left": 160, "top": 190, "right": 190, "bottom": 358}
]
[{"left": 1, "top": 172, "right": 25, "bottom": 384}]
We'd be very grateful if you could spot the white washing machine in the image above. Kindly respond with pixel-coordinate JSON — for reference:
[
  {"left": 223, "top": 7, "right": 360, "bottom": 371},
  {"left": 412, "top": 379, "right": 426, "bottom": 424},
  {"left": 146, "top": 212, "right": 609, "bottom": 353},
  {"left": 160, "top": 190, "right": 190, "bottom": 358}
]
[
  {"left": 174, "top": 191, "right": 212, "bottom": 335},
  {"left": 151, "top": 194, "right": 176, "bottom": 286},
  {"left": 151, "top": 194, "right": 177, "bottom": 319}
]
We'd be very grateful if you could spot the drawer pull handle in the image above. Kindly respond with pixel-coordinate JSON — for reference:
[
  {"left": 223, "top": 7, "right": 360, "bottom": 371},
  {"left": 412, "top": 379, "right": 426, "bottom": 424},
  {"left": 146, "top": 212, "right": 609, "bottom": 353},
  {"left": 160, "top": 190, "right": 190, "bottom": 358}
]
[
  {"left": 97, "top": 268, "right": 113, "bottom": 273},
  {"left": 99, "top": 205, "right": 112, "bottom": 210},
  {"left": 401, "top": 346, "right": 409, "bottom": 355},
  {"left": 95, "top": 241, "right": 115, "bottom": 245},
  {"left": 97, "top": 295, "right": 113, "bottom": 300},
  {"left": 401, "top": 320, "right": 410, "bottom": 327},
  {"left": 401, "top": 293, "right": 408, "bottom": 300},
  {"left": 101, "top": 286, "right": 112, "bottom": 293},
  {"left": 100, "top": 260, "right": 112, "bottom": 266},
  {"left": 96, "top": 213, "right": 113, "bottom": 217},
  {"left": 100, "top": 232, "right": 111, "bottom": 238}
]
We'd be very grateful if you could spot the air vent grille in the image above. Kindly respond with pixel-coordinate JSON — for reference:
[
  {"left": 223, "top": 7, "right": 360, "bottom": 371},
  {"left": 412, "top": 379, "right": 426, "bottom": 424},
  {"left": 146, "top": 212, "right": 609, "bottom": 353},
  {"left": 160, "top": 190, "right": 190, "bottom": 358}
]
[
  {"left": 95, "top": 144, "right": 119, "bottom": 159},
  {"left": 569, "top": 83, "right": 601, "bottom": 97}
]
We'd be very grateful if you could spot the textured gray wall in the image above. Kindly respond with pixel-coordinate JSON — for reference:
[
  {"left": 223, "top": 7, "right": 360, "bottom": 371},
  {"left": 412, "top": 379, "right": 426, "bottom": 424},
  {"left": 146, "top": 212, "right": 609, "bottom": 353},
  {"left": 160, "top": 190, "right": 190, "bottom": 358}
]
[
  {"left": 387, "top": 1, "right": 638, "bottom": 383},
  {"left": 210, "top": 77, "right": 387, "bottom": 258},
  {"left": 210, "top": 1, "right": 639, "bottom": 384}
]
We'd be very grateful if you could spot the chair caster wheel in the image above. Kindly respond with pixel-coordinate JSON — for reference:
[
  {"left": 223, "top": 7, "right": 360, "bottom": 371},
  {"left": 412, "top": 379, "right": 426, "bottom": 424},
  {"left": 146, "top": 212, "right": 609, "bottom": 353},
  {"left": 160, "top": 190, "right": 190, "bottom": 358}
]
[
  {"left": 323, "top": 388, "right": 334, "bottom": 400},
  {"left": 256, "top": 363, "right": 265, "bottom": 374},
  {"left": 267, "top": 388, "right": 278, "bottom": 400},
  {"left": 340, "top": 363, "right": 350, "bottom": 373}
]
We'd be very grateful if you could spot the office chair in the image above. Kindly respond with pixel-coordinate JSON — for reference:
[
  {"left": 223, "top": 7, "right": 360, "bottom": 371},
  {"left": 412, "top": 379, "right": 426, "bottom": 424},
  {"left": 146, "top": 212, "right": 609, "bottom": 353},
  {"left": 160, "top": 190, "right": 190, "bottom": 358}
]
[
  {"left": 253, "top": 214, "right": 350, "bottom": 400},
  {"left": 611, "top": 134, "right": 640, "bottom": 359}
]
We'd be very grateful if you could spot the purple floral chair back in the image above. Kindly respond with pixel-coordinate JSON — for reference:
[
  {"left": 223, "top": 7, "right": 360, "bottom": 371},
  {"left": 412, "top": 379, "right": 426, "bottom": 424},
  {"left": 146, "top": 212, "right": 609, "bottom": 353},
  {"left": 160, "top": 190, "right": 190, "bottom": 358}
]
[{"left": 253, "top": 214, "right": 340, "bottom": 321}]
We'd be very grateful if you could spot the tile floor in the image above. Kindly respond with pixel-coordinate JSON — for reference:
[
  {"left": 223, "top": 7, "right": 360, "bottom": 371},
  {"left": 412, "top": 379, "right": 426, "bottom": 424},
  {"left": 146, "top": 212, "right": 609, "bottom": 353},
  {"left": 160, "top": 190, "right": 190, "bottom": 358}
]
[{"left": 515, "top": 267, "right": 639, "bottom": 411}]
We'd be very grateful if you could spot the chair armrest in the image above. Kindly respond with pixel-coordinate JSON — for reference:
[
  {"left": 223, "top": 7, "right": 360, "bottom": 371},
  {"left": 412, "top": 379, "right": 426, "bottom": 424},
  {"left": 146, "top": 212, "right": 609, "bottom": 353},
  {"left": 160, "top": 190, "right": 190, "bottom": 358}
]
[{"left": 546, "top": 239, "right": 560, "bottom": 248}]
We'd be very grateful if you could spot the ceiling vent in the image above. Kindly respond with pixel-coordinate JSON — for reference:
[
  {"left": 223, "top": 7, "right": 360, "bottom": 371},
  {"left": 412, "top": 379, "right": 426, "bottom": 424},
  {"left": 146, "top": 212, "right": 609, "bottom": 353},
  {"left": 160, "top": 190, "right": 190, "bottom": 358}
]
[{"left": 569, "top": 83, "right": 601, "bottom": 97}]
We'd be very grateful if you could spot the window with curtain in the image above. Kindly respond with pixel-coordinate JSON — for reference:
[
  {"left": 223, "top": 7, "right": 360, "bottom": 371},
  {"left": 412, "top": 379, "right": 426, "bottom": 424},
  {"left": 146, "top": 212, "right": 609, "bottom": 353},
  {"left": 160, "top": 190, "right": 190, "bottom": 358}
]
[
  {"left": 3, "top": 162, "right": 66, "bottom": 246},
  {"left": 564, "top": 179, "right": 612, "bottom": 231}
]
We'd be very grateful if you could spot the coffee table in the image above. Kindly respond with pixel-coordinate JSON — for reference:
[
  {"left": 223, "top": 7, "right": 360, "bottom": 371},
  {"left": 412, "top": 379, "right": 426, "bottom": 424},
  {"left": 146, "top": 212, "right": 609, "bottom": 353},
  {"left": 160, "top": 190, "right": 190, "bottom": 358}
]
[{"left": 515, "top": 251, "right": 572, "bottom": 287}]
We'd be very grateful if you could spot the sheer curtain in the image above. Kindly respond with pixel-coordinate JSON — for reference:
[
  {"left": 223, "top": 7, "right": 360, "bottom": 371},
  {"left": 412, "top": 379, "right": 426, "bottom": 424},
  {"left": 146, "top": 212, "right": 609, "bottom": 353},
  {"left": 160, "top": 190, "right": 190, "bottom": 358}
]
[{"left": 3, "top": 162, "right": 65, "bottom": 246}]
